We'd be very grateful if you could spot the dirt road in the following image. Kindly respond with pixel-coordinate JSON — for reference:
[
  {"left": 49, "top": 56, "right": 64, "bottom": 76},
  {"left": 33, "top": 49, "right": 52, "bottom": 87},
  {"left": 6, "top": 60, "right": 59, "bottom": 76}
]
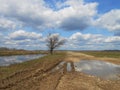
[
  {"left": 65, "top": 51, "right": 120, "bottom": 64},
  {"left": 0, "top": 52, "right": 120, "bottom": 90}
]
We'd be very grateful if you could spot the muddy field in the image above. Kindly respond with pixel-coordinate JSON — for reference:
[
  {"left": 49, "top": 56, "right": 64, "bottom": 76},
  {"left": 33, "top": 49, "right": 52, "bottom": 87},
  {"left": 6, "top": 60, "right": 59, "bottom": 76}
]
[{"left": 0, "top": 52, "right": 120, "bottom": 90}]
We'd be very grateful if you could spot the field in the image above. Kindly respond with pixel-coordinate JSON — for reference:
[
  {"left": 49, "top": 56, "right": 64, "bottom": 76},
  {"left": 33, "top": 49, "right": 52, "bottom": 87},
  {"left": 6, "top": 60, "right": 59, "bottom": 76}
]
[
  {"left": 0, "top": 50, "right": 47, "bottom": 56},
  {"left": 80, "top": 51, "right": 120, "bottom": 58},
  {"left": 0, "top": 51, "right": 120, "bottom": 90}
]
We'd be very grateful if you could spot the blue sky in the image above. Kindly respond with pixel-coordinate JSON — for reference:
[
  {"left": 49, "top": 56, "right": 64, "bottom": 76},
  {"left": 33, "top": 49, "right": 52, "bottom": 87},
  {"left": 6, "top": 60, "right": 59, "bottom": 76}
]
[
  {"left": 85, "top": 0, "right": 120, "bottom": 13},
  {"left": 0, "top": 0, "right": 120, "bottom": 50}
]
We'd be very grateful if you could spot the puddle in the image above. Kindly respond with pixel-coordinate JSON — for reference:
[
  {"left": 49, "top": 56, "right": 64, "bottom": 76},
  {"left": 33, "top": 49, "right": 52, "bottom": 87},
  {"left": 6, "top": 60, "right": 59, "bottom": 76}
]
[
  {"left": 0, "top": 54, "right": 45, "bottom": 66},
  {"left": 50, "top": 60, "right": 120, "bottom": 80},
  {"left": 67, "top": 63, "right": 72, "bottom": 72},
  {"left": 51, "top": 61, "right": 66, "bottom": 73},
  {"left": 74, "top": 60, "right": 120, "bottom": 80}
]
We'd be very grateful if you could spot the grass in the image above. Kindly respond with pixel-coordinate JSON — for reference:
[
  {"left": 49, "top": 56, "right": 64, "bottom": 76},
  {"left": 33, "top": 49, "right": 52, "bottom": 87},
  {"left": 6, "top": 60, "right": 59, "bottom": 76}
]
[
  {"left": 0, "top": 52, "right": 66, "bottom": 80},
  {"left": 80, "top": 51, "right": 120, "bottom": 58}
]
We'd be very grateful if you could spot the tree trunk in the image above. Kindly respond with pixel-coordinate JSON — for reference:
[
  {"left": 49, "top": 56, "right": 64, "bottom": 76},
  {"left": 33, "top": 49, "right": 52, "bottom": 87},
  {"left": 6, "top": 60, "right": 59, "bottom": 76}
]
[{"left": 50, "top": 49, "right": 53, "bottom": 55}]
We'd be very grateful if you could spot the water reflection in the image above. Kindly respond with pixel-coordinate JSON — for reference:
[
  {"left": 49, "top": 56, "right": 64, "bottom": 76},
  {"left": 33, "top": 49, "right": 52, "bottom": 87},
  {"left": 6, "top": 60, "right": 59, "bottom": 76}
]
[
  {"left": 0, "top": 54, "right": 44, "bottom": 66},
  {"left": 74, "top": 60, "right": 120, "bottom": 80},
  {"left": 67, "top": 63, "right": 72, "bottom": 72}
]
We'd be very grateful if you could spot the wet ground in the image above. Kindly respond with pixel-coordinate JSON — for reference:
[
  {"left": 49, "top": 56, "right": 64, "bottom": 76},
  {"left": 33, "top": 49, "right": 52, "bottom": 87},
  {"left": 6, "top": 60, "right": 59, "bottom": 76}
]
[
  {"left": 51, "top": 60, "right": 120, "bottom": 80},
  {"left": 0, "top": 52, "right": 120, "bottom": 90},
  {"left": 74, "top": 60, "right": 120, "bottom": 80},
  {"left": 54, "top": 60, "right": 120, "bottom": 90}
]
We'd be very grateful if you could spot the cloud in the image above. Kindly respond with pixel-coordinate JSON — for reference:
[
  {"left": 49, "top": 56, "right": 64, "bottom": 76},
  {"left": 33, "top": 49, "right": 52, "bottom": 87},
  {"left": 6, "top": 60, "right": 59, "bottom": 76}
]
[
  {"left": 0, "top": 33, "right": 4, "bottom": 43},
  {"left": 104, "top": 36, "right": 120, "bottom": 45},
  {"left": 0, "top": 0, "right": 120, "bottom": 33},
  {"left": 0, "top": 0, "right": 98, "bottom": 31},
  {"left": 0, "top": 30, "right": 45, "bottom": 50},
  {"left": 1, "top": 30, "right": 120, "bottom": 50},
  {"left": 9, "top": 30, "right": 42, "bottom": 40},
  {"left": 0, "top": 0, "right": 119, "bottom": 50},
  {"left": 66, "top": 32, "right": 120, "bottom": 50},
  {"left": 95, "top": 9, "right": 120, "bottom": 34},
  {"left": 58, "top": 0, "right": 98, "bottom": 30},
  {"left": 0, "top": 0, "right": 52, "bottom": 30},
  {"left": 60, "top": 16, "right": 90, "bottom": 31},
  {"left": 114, "top": 32, "right": 120, "bottom": 36},
  {"left": 69, "top": 32, "right": 103, "bottom": 42},
  {"left": 0, "top": 17, "right": 22, "bottom": 30}
]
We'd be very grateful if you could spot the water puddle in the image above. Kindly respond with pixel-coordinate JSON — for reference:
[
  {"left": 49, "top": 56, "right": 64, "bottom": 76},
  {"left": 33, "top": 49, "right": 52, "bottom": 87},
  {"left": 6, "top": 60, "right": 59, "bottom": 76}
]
[
  {"left": 49, "top": 60, "right": 120, "bottom": 80},
  {"left": 67, "top": 62, "right": 72, "bottom": 72},
  {"left": 51, "top": 61, "right": 66, "bottom": 73},
  {"left": 0, "top": 54, "right": 45, "bottom": 66},
  {"left": 74, "top": 60, "right": 120, "bottom": 80}
]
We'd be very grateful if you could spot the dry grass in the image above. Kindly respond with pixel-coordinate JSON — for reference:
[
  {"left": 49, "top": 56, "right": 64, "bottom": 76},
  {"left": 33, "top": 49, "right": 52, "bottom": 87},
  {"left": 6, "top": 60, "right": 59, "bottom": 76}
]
[
  {"left": 64, "top": 51, "right": 120, "bottom": 65},
  {"left": 80, "top": 51, "right": 120, "bottom": 58},
  {"left": 0, "top": 50, "right": 47, "bottom": 56}
]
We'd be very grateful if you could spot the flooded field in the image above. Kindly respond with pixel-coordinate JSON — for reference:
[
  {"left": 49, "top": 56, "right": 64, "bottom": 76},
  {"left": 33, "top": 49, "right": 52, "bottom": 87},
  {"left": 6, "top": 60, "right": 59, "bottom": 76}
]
[
  {"left": 74, "top": 60, "right": 120, "bottom": 80},
  {"left": 53, "top": 60, "right": 120, "bottom": 80},
  {"left": 0, "top": 52, "right": 120, "bottom": 90},
  {"left": 0, "top": 54, "right": 44, "bottom": 66}
]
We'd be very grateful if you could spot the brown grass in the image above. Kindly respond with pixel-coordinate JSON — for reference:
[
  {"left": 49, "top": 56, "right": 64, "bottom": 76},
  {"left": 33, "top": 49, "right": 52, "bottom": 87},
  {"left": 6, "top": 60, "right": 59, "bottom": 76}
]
[{"left": 64, "top": 51, "right": 120, "bottom": 65}]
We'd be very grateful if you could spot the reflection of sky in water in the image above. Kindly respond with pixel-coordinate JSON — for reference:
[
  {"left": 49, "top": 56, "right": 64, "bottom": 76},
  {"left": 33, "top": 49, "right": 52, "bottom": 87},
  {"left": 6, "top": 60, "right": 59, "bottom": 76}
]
[
  {"left": 0, "top": 54, "right": 44, "bottom": 66},
  {"left": 67, "top": 62, "right": 72, "bottom": 72},
  {"left": 74, "top": 60, "right": 120, "bottom": 80}
]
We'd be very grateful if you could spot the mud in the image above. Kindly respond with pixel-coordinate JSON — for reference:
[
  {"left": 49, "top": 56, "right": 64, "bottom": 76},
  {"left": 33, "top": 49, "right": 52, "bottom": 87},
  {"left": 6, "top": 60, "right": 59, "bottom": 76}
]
[{"left": 0, "top": 52, "right": 120, "bottom": 90}]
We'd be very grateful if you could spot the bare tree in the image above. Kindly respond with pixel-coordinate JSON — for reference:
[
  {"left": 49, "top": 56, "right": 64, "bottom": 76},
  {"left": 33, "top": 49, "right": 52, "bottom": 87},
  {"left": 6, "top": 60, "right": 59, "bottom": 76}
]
[{"left": 46, "top": 33, "right": 65, "bottom": 54}]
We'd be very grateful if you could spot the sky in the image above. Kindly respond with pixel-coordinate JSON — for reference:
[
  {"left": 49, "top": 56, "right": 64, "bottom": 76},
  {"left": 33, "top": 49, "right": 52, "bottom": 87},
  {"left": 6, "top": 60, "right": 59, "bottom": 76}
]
[{"left": 0, "top": 0, "right": 120, "bottom": 50}]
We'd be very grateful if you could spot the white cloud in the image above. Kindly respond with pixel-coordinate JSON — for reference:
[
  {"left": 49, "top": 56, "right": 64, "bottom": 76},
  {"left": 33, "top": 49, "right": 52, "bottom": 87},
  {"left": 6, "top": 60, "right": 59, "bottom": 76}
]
[
  {"left": 95, "top": 9, "right": 120, "bottom": 33},
  {"left": 70, "top": 32, "right": 102, "bottom": 41},
  {"left": 105, "top": 36, "right": 120, "bottom": 43},
  {"left": 0, "top": 0, "right": 98, "bottom": 30},
  {"left": 0, "top": 0, "right": 119, "bottom": 33},
  {"left": 57, "top": 0, "right": 98, "bottom": 30},
  {"left": 0, "top": 30, "right": 45, "bottom": 50},
  {"left": 67, "top": 32, "right": 120, "bottom": 50},
  {"left": 0, "top": 17, "right": 22, "bottom": 30},
  {"left": 1, "top": 31, "right": 120, "bottom": 50},
  {"left": 9, "top": 30, "right": 42, "bottom": 40},
  {"left": 0, "top": 0, "right": 52, "bottom": 30}
]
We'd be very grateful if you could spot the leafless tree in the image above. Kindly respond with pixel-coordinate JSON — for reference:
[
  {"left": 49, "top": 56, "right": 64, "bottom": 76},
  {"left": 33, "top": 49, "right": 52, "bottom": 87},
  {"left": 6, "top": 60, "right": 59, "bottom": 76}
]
[{"left": 46, "top": 33, "right": 65, "bottom": 54}]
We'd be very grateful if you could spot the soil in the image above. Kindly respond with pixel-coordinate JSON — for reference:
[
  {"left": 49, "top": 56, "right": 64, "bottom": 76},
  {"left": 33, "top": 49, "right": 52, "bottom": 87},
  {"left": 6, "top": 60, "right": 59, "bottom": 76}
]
[
  {"left": 0, "top": 52, "right": 120, "bottom": 90},
  {"left": 56, "top": 72, "right": 120, "bottom": 90}
]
